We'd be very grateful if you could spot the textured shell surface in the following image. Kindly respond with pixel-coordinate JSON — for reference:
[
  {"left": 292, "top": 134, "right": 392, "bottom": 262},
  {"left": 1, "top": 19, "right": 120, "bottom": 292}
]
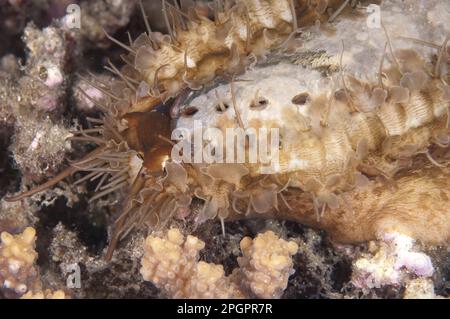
[
  {"left": 301, "top": 0, "right": 450, "bottom": 77},
  {"left": 176, "top": 63, "right": 330, "bottom": 173},
  {"left": 175, "top": 0, "right": 450, "bottom": 191}
]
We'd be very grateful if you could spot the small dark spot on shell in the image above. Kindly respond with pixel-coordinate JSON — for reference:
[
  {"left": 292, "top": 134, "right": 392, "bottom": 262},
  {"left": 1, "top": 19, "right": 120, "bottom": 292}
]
[
  {"left": 334, "top": 89, "right": 348, "bottom": 103},
  {"left": 279, "top": 133, "right": 283, "bottom": 149},
  {"left": 215, "top": 103, "right": 230, "bottom": 112},
  {"left": 182, "top": 106, "right": 199, "bottom": 117},
  {"left": 250, "top": 97, "right": 269, "bottom": 110},
  {"left": 292, "top": 93, "right": 310, "bottom": 105},
  {"left": 39, "top": 66, "right": 48, "bottom": 81}
]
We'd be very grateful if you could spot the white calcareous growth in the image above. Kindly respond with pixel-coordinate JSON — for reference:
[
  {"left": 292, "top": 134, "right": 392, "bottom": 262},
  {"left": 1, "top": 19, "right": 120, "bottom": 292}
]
[{"left": 351, "top": 232, "right": 435, "bottom": 290}]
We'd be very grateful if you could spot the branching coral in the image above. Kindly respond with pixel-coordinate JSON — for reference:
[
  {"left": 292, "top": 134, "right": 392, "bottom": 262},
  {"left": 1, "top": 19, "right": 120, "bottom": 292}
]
[
  {"left": 140, "top": 228, "right": 243, "bottom": 298},
  {"left": 0, "top": 227, "right": 67, "bottom": 298},
  {"left": 140, "top": 228, "right": 298, "bottom": 299},
  {"left": 236, "top": 230, "right": 299, "bottom": 298},
  {"left": 21, "top": 289, "right": 67, "bottom": 299},
  {"left": 0, "top": 227, "right": 39, "bottom": 295}
]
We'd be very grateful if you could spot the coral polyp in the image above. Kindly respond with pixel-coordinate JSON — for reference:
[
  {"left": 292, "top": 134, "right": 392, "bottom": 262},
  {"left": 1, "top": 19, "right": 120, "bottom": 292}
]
[{"left": 1, "top": 0, "right": 449, "bottom": 299}]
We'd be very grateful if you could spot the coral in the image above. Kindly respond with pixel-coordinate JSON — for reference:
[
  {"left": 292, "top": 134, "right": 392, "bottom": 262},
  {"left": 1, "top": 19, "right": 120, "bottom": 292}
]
[
  {"left": 0, "top": 227, "right": 39, "bottom": 296},
  {"left": 140, "top": 228, "right": 298, "bottom": 299},
  {"left": 351, "top": 232, "right": 434, "bottom": 290},
  {"left": 235, "top": 230, "right": 299, "bottom": 298},
  {"left": 403, "top": 278, "right": 446, "bottom": 299},
  {"left": 140, "top": 228, "right": 242, "bottom": 298},
  {"left": 21, "top": 289, "right": 67, "bottom": 299},
  {"left": 0, "top": 226, "right": 70, "bottom": 299}
]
